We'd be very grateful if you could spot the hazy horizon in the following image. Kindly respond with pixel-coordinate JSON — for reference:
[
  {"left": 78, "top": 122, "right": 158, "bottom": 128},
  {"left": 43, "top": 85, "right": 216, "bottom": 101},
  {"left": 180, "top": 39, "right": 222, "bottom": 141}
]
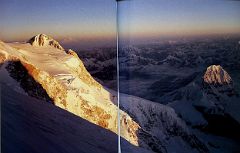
[
  {"left": 0, "top": 0, "right": 116, "bottom": 49},
  {"left": 118, "top": 0, "right": 240, "bottom": 40},
  {"left": 1, "top": 0, "right": 240, "bottom": 49}
]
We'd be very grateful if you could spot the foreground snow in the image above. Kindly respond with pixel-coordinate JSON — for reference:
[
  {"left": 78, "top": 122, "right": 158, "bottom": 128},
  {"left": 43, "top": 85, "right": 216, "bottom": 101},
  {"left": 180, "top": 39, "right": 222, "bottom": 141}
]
[{"left": 1, "top": 84, "right": 118, "bottom": 153}]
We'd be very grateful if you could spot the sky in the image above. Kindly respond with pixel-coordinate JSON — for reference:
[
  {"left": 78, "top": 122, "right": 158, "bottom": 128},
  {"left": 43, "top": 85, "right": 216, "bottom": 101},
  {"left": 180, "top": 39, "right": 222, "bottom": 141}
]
[
  {"left": 0, "top": 0, "right": 116, "bottom": 49},
  {"left": 1, "top": 0, "right": 240, "bottom": 49},
  {"left": 119, "top": 0, "right": 240, "bottom": 42}
]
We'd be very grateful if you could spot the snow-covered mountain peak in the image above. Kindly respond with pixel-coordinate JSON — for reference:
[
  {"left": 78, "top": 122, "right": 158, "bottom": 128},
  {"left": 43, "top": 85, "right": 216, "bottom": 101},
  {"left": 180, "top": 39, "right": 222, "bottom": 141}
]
[
  {"left": 202, "top": 65, "right": 237, "bottom": 98},
  {"left": 203, "top": 65, "right": 232, "bottom": 85},
  {"left": 28, "top": 34, "right": 64, "bottom": 50}
]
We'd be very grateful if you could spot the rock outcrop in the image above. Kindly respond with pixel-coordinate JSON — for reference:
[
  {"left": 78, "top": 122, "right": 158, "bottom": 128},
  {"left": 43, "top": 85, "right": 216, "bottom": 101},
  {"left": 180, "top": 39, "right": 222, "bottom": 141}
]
[
  {"left": 203, "top": 65, "right": 232, "bottom": 85},
  {"left": 28, "top": 34, "right": 64, "bottom": 50},
  {"left": 203, "top": 65, "right": 236, "bottom": 97}
]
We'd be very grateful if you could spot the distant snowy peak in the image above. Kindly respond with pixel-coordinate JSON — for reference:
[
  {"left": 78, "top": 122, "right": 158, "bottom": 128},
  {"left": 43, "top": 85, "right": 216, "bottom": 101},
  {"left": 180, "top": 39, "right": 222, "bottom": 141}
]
[
  {"left": 203, "top": 65, "right": 232, "bottom": 85},
  {"left": 28, "top": 34, "right": 64, "bottom": 51},
  {"left": 203, "top": 65, "right": 237, "bottom": 97}
]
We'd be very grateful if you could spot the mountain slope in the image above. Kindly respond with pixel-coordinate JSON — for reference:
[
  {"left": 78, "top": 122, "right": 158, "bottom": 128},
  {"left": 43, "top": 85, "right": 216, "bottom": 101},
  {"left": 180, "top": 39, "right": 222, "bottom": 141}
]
[
  {"left": 0, "top": 36, "right": 140, "bottom": 146},
  {"left": 0, "top": 35, "right": 210, "bottom": 153}
]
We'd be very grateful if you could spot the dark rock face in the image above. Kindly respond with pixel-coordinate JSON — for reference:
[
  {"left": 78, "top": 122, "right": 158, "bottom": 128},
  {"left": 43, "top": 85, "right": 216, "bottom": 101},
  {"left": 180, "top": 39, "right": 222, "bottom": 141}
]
[
  {"left": 6, "top": 61, "right": 53, "bottom": 103},
  {"left": 137, "top": 129, "right": 167, "bottom": 153},
  {"left": 202, "top": 113, "right": 240, "bottom": 139},
  {"left": 149, "top": 72, "right": 199, "bottom": 95}
]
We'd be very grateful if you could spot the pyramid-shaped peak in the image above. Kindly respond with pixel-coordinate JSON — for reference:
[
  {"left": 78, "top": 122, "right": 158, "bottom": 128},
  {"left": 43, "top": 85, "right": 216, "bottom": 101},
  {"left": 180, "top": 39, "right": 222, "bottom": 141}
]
[
  {"left": 28, "top": 34, "right": 64, "bottom": 50},
  {"left": 203, "top": 65, "right": 232, "bottom": 85}
]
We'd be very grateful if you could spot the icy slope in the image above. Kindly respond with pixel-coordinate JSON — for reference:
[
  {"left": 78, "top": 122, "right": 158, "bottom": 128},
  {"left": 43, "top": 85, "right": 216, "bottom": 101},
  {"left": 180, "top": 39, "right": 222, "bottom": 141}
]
[{"left": 1, "top": 84, "right": 118, "bottom": 153}]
